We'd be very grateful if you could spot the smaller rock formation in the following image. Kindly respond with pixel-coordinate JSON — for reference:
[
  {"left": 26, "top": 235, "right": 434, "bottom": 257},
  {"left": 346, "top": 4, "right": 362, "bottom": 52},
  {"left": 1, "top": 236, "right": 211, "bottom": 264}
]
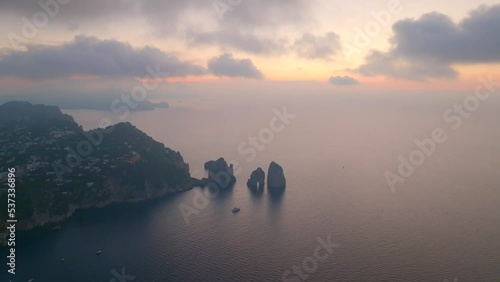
[
  {"left": 267, "top": 161, "right": 286, "bottom": 190},
  {"left": 247, "top": 167, "right": 265, "bottom": 189},
  {"left": 204, "top": 158, "right": 236, "bottom": 189}
]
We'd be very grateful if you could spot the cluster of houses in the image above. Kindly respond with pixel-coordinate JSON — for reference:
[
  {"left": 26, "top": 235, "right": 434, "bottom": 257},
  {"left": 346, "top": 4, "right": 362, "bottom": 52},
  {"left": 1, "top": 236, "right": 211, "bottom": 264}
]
[{"left": 0, "top": 123, "right": 144, "bottom": 192}]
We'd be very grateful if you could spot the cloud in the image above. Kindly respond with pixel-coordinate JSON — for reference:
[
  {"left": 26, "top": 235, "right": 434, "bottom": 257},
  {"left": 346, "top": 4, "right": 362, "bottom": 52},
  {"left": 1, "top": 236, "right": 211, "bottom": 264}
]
[
  {"left": 208, "top": 53, "right": 263, "bottom": 79},
  {"left": 219, "top": 0, "right": 312, "bottom": 27},
  {"left": 142, "top": 0, "right": 312, "bottom": 30},
  {"left": 187, "top": 28, "right": 288, "bottom": 55},
  {"left": 0, "top": 36, "right": 206, "bottom": 79},
  {"left": 183, "top": 0, "right": 315, "bottom": 56},
  {"left": 293, "top": 32, "right": 341, "bottom": 60},
  {"left": 329, "top": 76, "right": 359, "bottom": 85},
  {"left": 0, "top": 0, "right": 316, "bottom": 56},
  {"left": 188, "top": 30, "right": 344, "bottom": 59},
  {"left": 0, "top": 0, "right": 134, "bottom": 24},
  {"left": 358, "top": 50, "right": 458, "bottom": 81},
  {"left": 357, "top": 4, "right": 500, "bottom": 81},
  {"left": 184, "top": 1, "right": 315, "bottom": 56},
  {"left": 0, "top": 0, "right": 312, "bottom": 34}
]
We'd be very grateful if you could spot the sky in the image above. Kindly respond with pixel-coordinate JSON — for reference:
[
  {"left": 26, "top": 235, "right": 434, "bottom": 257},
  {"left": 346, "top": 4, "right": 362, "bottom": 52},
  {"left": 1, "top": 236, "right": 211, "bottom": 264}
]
[{"left": 0, "top": 0, "right": 499, "bottom": 108}]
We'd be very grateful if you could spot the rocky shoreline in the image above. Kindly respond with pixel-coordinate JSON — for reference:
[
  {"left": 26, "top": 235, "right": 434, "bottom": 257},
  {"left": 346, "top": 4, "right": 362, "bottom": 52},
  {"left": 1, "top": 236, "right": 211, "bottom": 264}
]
[
  {"left": 0, "top": 177, "right": 208, "bottom": 247},
  {"left": 0, "top": 102, "right": 290, "bottom": 248}
]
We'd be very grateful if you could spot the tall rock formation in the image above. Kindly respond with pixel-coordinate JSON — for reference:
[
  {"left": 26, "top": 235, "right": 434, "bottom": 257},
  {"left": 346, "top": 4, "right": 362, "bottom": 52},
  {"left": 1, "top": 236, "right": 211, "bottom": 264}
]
[
  {"left": 267, "top": 161, "right": 286, "bottom": 190},
  {"left": 247, "top": 167, "right": 265, "bottom": 189},
  {"left": 204, "top": 158, "right": 236, "bottom": 189}
]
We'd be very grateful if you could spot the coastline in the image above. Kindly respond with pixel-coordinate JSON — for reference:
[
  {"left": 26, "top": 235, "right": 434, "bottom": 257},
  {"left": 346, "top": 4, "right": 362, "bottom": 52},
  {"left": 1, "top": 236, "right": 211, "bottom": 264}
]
[{"left": 0, "top": 177, "right": 208, "bottom": 247}]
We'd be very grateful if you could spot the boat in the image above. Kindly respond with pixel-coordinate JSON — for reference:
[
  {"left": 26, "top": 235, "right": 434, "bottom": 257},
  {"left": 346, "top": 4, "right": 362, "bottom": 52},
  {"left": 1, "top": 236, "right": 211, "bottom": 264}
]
[
  {"left": 96, "top": 250, "right": 102, "bottom": 255},
  {"left": 60, "top": 258, "right": 65, "bottom": 262},
  {"left": 232, "top": 207, "right": 240, "bottom": 213}
]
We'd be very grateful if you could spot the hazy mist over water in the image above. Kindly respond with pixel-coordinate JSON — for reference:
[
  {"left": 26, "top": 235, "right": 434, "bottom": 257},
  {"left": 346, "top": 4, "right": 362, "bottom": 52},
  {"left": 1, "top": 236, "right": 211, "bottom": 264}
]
[
  {"left": 2, "top": 0, "right": 500, "bottom": 280},
  {"left": 3, "top": 91, "right": 499, "bottom": 281}
]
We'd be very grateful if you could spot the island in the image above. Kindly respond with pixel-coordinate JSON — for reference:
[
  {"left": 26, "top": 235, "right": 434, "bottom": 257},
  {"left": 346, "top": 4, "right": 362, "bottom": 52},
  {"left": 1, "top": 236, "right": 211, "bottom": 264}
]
[{"left": 0, "top": 101, "right": 203, "bottom": 245}]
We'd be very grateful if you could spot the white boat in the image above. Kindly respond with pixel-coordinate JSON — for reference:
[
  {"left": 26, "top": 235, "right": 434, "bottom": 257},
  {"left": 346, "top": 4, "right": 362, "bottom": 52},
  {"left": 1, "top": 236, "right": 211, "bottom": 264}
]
[
  {"left": 96, "top": 250, "right": 102, "bottom": 255},
  {"left": 232, "top": 207, "right": 240, "bottom": 213},
  {"left": 60, "top": 258, "right": 65, "bottom": 262}
]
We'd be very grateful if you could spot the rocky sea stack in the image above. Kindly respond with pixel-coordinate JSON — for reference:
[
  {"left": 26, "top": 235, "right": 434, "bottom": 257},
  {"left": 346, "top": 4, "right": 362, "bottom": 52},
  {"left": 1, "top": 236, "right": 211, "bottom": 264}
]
[
  {"left": 204, "top": 158, "right": 236, "bottom": 189},
  {"left": 267, "top": 162, "right": 286, "bottom": 191},
  {"left": 247, "top": 167, "right": 265, "bottom": 189}
]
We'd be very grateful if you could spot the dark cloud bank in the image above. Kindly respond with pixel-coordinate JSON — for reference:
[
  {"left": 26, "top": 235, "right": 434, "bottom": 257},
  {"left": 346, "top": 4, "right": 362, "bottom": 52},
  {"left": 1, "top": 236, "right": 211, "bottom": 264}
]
[
  {"left": 0, "top": 36, "right": 206, "bottom": 79},
  {"left": 208, "top": 53, "right": 263, "bottom": 79},
  {"left": 357, "top": 4, "right": 500, "bottom": 81}
]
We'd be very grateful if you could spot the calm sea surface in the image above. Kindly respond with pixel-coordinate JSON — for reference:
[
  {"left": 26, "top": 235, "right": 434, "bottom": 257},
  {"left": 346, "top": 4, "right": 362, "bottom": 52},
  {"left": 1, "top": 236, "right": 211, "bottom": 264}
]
[{"left": 2, "top": 91, "right": 500, "bottom": 281}]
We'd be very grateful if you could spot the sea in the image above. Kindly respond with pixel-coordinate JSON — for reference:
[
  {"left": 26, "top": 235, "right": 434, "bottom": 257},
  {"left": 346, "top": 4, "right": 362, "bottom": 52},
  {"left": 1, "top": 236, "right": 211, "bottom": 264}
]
[{"left": 2, "top": 89, "right": 500, "bottom": 281}]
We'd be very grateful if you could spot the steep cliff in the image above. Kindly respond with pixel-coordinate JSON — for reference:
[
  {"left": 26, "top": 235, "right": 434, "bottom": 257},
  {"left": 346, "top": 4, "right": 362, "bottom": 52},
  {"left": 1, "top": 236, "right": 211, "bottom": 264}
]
[{"left": 0, "top": 102, "right": 197, "bottom": 236}]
